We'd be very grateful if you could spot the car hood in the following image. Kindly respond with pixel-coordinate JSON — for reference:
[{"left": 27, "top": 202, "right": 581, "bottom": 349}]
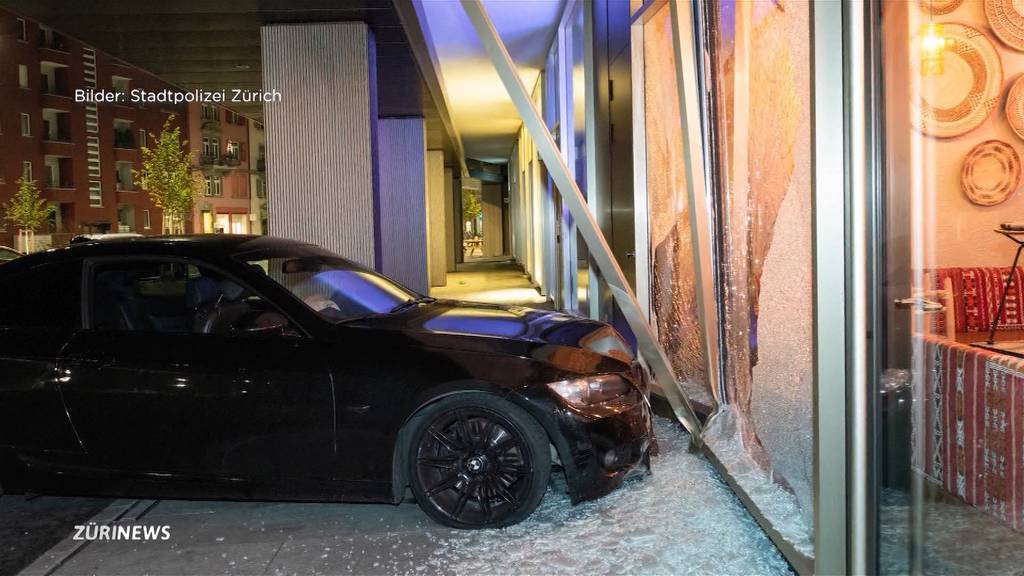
[{"left": 367, "top": 299, "right": 635, "bottom": 362}]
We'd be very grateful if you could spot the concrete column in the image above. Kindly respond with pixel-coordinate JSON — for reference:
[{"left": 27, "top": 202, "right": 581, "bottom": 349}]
[
  {"left": 377, "top": 118, "right": 428, "bottom": 293},
  {"left": 425, "top": 150, "right": 447, "bottom": 287},
  {"left": 444, "top": 168, "right": 456, "bottom": 272},
  {"left": 261, "top": 22, "right": 379, "bottom": 268}
]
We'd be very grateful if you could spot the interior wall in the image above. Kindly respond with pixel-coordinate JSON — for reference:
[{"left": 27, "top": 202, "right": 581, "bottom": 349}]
[
  {"left": 425, "top": 149, "right": 447, "bottom": 287},
  {"left": 898, "top": 1, "right": 1024, "bottom": 268},
  {"left": 377, "top": 117, "right": 428, "bottom": 293},
  {"left": 261, "top": 22, "right": 377, "bottom": 267}
]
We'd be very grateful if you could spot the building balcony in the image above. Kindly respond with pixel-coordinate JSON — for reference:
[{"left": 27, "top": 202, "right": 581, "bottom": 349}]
[
  {"left": 43, "top": 132, "right": 73, "bottom": 144},
  {"left": 222, "top": 154, "right": 241, "bottom": 167},
  {"left": 200, "top": 154, "right": 219, "bottom": 166}
]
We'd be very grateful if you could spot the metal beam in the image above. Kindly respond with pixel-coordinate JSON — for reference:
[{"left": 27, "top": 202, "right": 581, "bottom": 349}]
[
  {"left": 459, "top": 0, "right": 703, "bottom": 443},
  {"left": 668, "top": 0, "right": 723, "bottom": 407},
  {"left": 812, "top": 2, "right": 849, "bottom": 573}
]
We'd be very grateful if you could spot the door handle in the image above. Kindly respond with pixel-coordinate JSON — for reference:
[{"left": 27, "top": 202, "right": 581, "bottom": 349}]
[{"left": 344, "top": 403, "right": 371, "bottom": 414}]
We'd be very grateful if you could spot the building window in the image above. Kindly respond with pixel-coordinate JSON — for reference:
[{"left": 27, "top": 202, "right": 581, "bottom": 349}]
[
  {"left": 20, "top": 113, "right": 30, "bottom": 136},
  {"left": 115, "top": 161, "right": 133, "bottom": 191},
  {"left": 255, "top": 176, "right": 266, "bottom": 199},
  {"left": 143, "top": 209, "right": 151, "bottom": 230},
  {"left": 226, "top": 141, "right": 239, "bottom": 161},
  {"left": 16, "top": 18, "right": 26, "bottom": 42},
  {"left": 22, "top": 161, "right": 32, "bottom": 181},
  {"left": 138, "top": 128, "right": 146, "bottom": 149},
  {"left": 113, "top": 119, "right": 133, "bottom": 148},
  {"left": 111, "top": 75, "right": 130, "bottom": 95},
  {"left": 201, "top": 105, "right": 218, "bottom": 121},
  {"left": 202, "top": 137, "right": 219, "bottom": 162},
  {"left": 18, "top": 65, "right": 28, "bottom": 89},
  {"left": 89, "top": 181, "right": 102, "bottom": 207},
  {"left": 204, "top": 175, "right": 223, "bottom": 197}
]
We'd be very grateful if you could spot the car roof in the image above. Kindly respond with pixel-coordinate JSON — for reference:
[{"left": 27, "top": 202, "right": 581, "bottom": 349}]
[{"left": 0, "top": 235, "right": 316, "bottom": 273}]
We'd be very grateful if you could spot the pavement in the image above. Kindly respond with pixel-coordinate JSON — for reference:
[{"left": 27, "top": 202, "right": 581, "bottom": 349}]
[
  {"left": 8, "top": 418, "right": 790, "bottom": 576},
  {"left": 429, "top": 260, "right": 550, "bottom": 308},
  {"left": 0, "top": 495, "right": 111, "bottom": 576}
]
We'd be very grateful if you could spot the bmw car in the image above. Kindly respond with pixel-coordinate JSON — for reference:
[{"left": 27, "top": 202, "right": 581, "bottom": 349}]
[{"left": 0, "top": 235, "right": 654, "bottom": 528}]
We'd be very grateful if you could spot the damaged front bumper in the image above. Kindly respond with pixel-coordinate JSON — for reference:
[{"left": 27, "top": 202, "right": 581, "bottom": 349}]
[{"left": 517, "top": 382, "right": 656, "bottom": 505}]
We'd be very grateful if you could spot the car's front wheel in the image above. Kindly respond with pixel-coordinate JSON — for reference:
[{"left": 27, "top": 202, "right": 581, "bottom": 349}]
[{"left": 407, "top": 393, "right": 551, "bottom": 529}]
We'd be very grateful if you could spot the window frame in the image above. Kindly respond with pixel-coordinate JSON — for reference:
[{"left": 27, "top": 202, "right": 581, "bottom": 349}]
[
  {"left": 16, "top": 18, "right": 26, "bottom": 42},
  {"left": 20, "top": 112, "right": 31, "bottom": 136},
  {"left": 18, "top": 64, "right": 28, "bottom": 89},
  {"left": 22, "top": 161, "right": 32, "bottom": 181},
  {"left": 81, "top": 255, "right": 309, "bottom": 338}
]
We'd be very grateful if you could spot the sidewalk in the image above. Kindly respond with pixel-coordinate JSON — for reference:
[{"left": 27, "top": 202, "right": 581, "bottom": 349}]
[
  {"left": 18, "top": 418, "right": 789, "bottom": 576},
  {"left": 429, "top": 260, "right": 550, "bottom": 308}
]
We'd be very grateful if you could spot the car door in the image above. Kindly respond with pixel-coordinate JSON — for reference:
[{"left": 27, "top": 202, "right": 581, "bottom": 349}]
[
  {"left": 57, "top": 256, "right": 336, "bottom": 486},
  {"left": 0, "top": 258, "right": 84, "bottom": 459}
]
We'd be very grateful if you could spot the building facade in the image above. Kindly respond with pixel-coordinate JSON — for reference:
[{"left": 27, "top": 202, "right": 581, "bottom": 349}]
[
  {"left": 188, "top": 103, "right": 252, "bottom": 235},
  {"left": 0, "top": 9, "right": 188, "bottom": 249}
]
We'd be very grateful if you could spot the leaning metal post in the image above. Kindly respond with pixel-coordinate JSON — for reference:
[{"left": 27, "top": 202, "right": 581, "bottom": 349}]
[{"left": 459, "top": 0, "right": 704, "bottom": 445}]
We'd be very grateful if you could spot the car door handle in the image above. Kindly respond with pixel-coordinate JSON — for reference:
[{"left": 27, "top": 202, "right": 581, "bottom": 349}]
[{"left": 344, "top": 403, "right": 371, "bottom": 414}]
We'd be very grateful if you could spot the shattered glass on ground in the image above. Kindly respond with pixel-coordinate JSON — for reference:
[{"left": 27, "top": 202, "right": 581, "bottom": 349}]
[{"left": 26, "top": 417, "right": 790, "bottom": 576}]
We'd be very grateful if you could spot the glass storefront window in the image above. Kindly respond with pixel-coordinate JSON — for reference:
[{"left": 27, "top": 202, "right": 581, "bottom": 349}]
[
  {"left": 877, "top": 1, "right": 1024, "bottom": 571},
  {"left": 703, "top": 0, "right": 816, "bottom": 557},
  {"left": 639, "top": 2, "right": 712, "bottom": 410}
]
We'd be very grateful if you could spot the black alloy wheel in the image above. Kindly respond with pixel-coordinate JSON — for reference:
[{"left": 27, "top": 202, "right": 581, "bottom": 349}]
[{"left": 407, "top": 394, "right": 551, "bottom": 529}]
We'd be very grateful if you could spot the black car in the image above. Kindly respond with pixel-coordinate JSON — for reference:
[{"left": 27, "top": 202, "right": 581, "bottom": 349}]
[{"left": 0, "top": 236, "right": 654, "bottom": 528}]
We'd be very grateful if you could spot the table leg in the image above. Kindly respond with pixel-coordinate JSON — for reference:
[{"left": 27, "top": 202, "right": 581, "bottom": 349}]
[{"left": 988, "top": 242, "right": 1024, "bottom": 344}]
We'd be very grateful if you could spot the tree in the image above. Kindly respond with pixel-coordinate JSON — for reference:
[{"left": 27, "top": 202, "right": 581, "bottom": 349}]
[
  {"left": 462, "top": 189, "right": 482, "bottom": 234},
  {"left": 135, "top": 115, "right": 201, "bottom": 234},
  {"left": 2, "top": 176, "right": 53, "bottom": 252}
]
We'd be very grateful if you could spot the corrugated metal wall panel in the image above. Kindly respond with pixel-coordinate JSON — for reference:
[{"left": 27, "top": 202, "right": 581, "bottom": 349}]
[
  {"left": 261, "top": 22, "right": 377, "bottom": 267},
  {"left": 377, "top": 117, "right": 428, "bottom": 293}
]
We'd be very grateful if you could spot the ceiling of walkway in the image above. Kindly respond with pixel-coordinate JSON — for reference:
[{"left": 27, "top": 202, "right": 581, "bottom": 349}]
[{"left": 418, "top": 0, "right": 564, "bottom": 164}]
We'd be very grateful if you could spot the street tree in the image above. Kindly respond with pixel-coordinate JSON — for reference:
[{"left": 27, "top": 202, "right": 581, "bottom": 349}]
[
  {"left": 135, "top": 115, "right": 201, "bottom": 234},
  {"left": 2, "top": 176, "right": 53, "bottom": 252}
]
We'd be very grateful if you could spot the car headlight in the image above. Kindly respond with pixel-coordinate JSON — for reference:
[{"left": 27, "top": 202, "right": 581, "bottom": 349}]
[{"left": 546, "top": 374, "right": 631, "bottom": 408}]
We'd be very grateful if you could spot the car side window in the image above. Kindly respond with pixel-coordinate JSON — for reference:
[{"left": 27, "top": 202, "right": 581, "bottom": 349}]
[
  {"left": 0, "top": 260, "right": 83, "bottom": 329},
  {"left": 90, "top": 260, "right": 297, "bottom": 336}
]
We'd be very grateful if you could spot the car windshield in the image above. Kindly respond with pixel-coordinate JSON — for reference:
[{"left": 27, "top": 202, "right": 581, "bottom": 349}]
[{"left": 236, "top": 244, "right": 423, "bottom": 322}]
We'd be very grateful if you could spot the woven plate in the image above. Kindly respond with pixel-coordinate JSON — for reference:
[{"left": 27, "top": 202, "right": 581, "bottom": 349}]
[
  {"left": 919, "top": 0, "right": 963, "bottom": 15},
  {"left": 1007, "top": 75, "right": 1024, "bottom": 141},
  {"left": 986, "top": 0, "right": 1024, "bottom": 51},
  {"left": 961, "top": 140, "right": 1021, "bottom": 206},
  {"left": 911, "top": 23, "right": 1002, "bottom": 138}
]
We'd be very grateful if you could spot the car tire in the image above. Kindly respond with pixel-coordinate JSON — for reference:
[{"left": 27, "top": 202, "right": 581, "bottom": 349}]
[{"left": 406, "top": 393, "right": 551, "bottom": 529}]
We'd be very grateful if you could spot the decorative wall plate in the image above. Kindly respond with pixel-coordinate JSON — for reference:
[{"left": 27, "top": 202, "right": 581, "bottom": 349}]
[
  {"left": 919, "top": 0, "right": 963, "bottom": 15},
  {"left": 911, "top": 23, "right": 1002, "bottom": 138},
  {"left": 1007, "top": 75, "right": 1024, "bottom": 141},
  {"left": 961, "top": 140, "right": 1021, "bottom": 206},
  {"left": 985, "top": 0, "right": 1024, "bottom": 51}
]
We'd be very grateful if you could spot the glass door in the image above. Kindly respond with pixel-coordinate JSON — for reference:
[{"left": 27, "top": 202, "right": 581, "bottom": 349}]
[{"left": 875, "top": 0, "right": 1024, "bottom": 572}]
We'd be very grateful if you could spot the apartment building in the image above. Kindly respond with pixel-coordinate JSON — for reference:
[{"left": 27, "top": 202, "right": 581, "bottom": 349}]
[
  {"left": 189, "top": 103, "right": 253, "bottom": 234},
  {"left": 248, "top": 120, "right": 267, "bottom": 235},
  {"left": 0, "top": 9, "right": 187, "bottom": 248}
]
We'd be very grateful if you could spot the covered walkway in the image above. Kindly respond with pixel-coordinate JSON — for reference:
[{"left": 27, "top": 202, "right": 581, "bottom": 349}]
[{"left": 429, "top": 260, "right": 550, "bottom": 309}]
